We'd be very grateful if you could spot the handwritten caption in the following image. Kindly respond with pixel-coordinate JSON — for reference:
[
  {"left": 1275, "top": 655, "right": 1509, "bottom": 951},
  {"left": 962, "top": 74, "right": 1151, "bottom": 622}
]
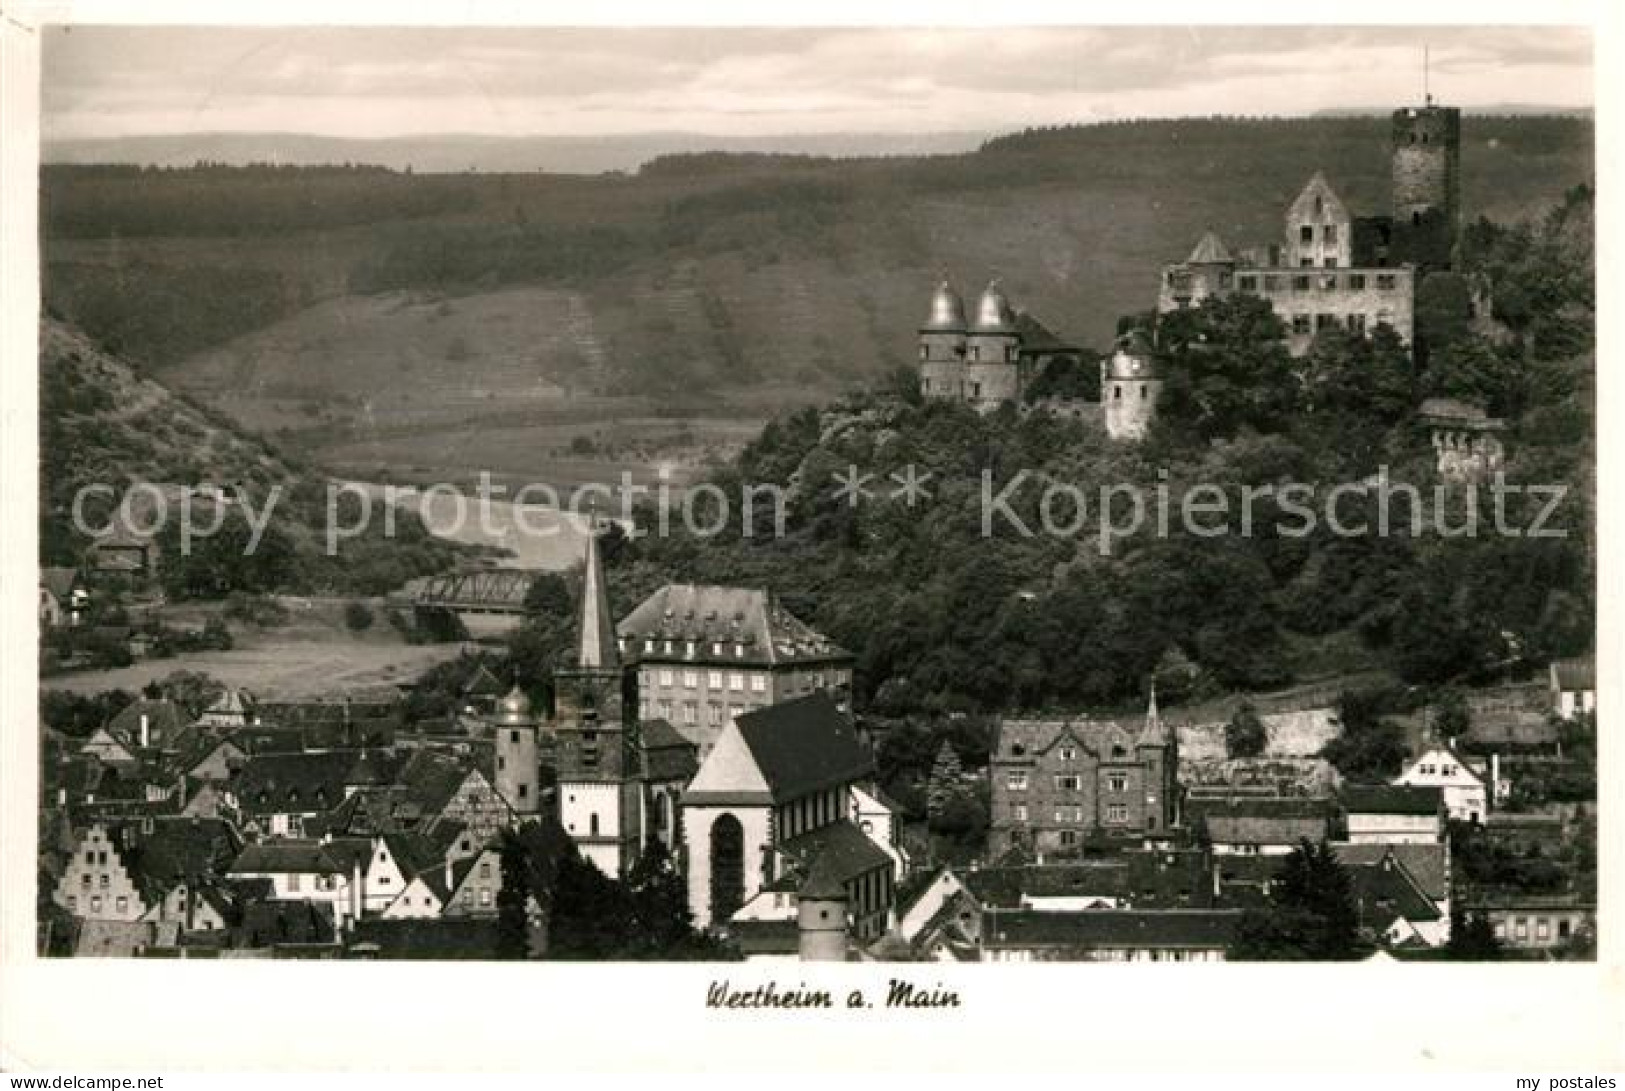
[{"left": 706, "top": 978, "right": 961, "bottom": 1011}]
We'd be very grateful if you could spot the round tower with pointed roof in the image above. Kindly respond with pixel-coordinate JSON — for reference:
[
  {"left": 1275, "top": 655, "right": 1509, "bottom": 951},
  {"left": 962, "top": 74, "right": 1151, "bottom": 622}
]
[
  {"left": 964, "top": 280, "right": 1024, "bottom": 411},
  {"left": 797, "top": 875, "right": 850, "bottom": 962},
  {"left": 492, "top": 685, "right": 541, "bottom": 816},
  {"left": 1102, "top": 329, "right": 1163, "bottom": 442},
  {"left": 918, "top": 278, "right": 969, "bottom": 401}
]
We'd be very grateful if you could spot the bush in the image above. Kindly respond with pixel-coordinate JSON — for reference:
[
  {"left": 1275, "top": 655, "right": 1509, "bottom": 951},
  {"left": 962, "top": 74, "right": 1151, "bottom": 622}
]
[{"left": 344, "top": 600, "right": 376, "bottom": 632}]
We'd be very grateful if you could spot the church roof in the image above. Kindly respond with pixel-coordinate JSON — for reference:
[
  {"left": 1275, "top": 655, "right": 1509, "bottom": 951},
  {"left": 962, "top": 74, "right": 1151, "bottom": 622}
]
[
  {"left": 1187, "top": 231, "right": 1235, "bottom": 265},
  {"left": 921, "top": 279, "right": 968, "bottom": 332},
  {"left": 682, "top": 692, "right": 871, "bottom": 806},
  {"left": 576, "top": 527, "right": 619, "bottom": 671}
]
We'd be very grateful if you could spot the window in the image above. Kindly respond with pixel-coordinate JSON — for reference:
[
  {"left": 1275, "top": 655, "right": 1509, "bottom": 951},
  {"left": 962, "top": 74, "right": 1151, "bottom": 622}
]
[
  {"left": 1323, "top": 258, "right": 1338, "bottom": 270},
  {"left": 289, "top": 873, "right": 301, "bottom": 892},
  {"left": 1263, "top": 275, "right": 1282, "bottom": 293},
  {"left": 1006, "top": 771, "right": 1029, "bottom": 791},
  {"left": 90, "top": 896, "right": 102, "bottom": 913},
  {"left": 919, "top": 345, "right": 928, "bottom": 360},
  {"left": 1324, "top": 223, "right": 1338, "bottom": 244},
  {"left": 1316, "top": 314, "right": 1338, "bottom": 331},
  {"left": 712, "top": 642, "right": 724, "bottom": 656},
  {"left": 518, "top": 784, "right": 528, "bottom": 800},
  {"left": 708, "top": 670, "right": 724, "bottom": 689},
  {"left": 1515, "top": 918, "right": 1529, "bottom": 940},
  {"left": 1058, "top": 831, "right": 1078, "bottom": 846},
  {"left": 1321, "top": 275, "right": 1338, "bottom": 290},
  {"left": 1300, "top": 225, "right": 1314, "bottom": 243},
  {"left": 1292, "top": 315, "right": 1312, "bottom": 336},
  {"left": 1013, "top": 804, "right": 1028, "bottom": 822},
  {"left": 1059, "top": 745, "right": 1077, "bottom": 762},
  {"left": 115, "top": 896, "right": 128, "bottom": 913},
  {"left": 480, "top": 889, "right": 492, "bottom": 907},
  {"left": 1237, "top": 275, "right": 1257, "bottom": 293},
  {"left": 479, "top": 861, "right": 491, "bottom": 879},
  {"left": 685, "top": 641, "right": 695, "bottom": 657},
  {"left": 1537, "top": 919, "right": 1551, "bottom": 941},
  {"left": 85, "top": 850, "right": 94, "bottom": 864},
  {"left": 683, "top": 702, "right": 697, "bottom": 725},
  {"left": 1346, "top": 313, "right": 1367, "bottom": 334},
  {"left": 658, "top": 669, "right": 674, "bottom": 686},
  {"left": 750, "top": 674, "right": 767, "bottom": 693},
  {"left": 1292, "top": 275, "right": 1311, "bottom": 292},
  {"left": 1376, "top": 274, "right": 1397, "bottom": 292},
  {"left": 1107, "top": 773, "right": 1127, "bottom": 793},
  {"left": 682, "top": 670, "right": 698, "bottom": 689},
  {"left": 497, "top": 755, "right": 507, "bottom": 771},
  {"left": 1105, "top": 804, "right": 1129, "bottom": 824},
  {"left": 708, "top": 703, "right": 724, "bottom": 726},
  {"left": 100, "top": 875, "right": 109, "bottom": 889},
  {"left": 1055, "top": 775, "right": 1081, "bottom": 791},
  {"left": 1559, "top": 920, "right": 1572, "bottom": 939},
  {"left": 81, "top": 874, "right": 90, "bottom": 888},
  {"left": 729, "top": 673, "right": 745, "bottom": 691},
  {"left": 66, "top": 895, "right": 76, "bottom": 910},
  {"left": 1348, "top": 273, "right": 1366, "bottom": 290}
]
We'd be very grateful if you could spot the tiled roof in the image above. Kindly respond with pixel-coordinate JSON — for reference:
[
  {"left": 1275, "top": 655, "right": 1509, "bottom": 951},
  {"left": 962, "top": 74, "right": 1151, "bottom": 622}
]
[
  {"left": 238, "top": 900, "right": 337, "bottom": 947},
  {"left": 1332, "top": 842, "right": 1449, "bottom": 903},
  {"left": 1344, "top": 856, "right": 1441, "bottom": 930},
  {"left": 1187, "top": 231, "right": 1235, "bottom": 265},
  {"left": 1192, "top": 796, "right": 1334, "bottom": 847},
  {"left": 995, "top": 714, "right": 1169, "bottom": 762},
  {"left": 234, "top": 750, "right": 366, "bottom": 816},
  {"left": 736, "top": 693, "right": 873, "bottom": 802},
  {"left": 777, "top": 820, "right": 892, "bottom": 898},
  {"left": 618, "top": 584, "right": 849, "bottom": 667},
  {"left": 1013, "top": 311, "right": 1079, "bottom": 354},
  {"left": 638, "top": 718, "right": 699, "bottom": 782},
  {"left": 983, "top": 909, "right": 1243, "bottom": 950},
  {"left": 228, "top": 841, "right": 350, "bottom": 876},
  {"left": 1551, "top": 656, "right": 1595, "bottom": 691},
  {"left": 107, "top": 700, "right": 189, "bottom": 750},
  {"left": 118, "top": 817, "right": 242, "bottom": 886},
  {"left": 1341, "top": 785, "right": 1444, "bottom": 816}
]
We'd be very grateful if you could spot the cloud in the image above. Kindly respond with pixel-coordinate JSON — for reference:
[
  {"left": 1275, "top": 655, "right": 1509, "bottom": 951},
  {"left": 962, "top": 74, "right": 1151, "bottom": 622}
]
[{"left": 41, "top": 25, "right": 1593, "bottom": 141}]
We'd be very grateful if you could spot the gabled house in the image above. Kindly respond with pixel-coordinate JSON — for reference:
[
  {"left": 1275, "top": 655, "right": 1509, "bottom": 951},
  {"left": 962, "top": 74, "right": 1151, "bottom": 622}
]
[
  {"left": 1549, "top": 656, "right": 1595, "bottom": 719},
  {"left": 1342, "top": 848, "right": 1447, "bottom": 948},
  {"left": 981, "top": 908, "right": 1244, "bottom": 963},
  {"left": 1394, "top": 744, "right": 1488, "bottom": 823},
  {"left": 1188, "top": 796, "right": 1335, "bottom": 856},
  {"left": 40, "top": 567, "right": 87, "bottom": 628},
  {"left": 225, "top": 841, "right": 364, "bottom": 929},
  {"left": 232, "top": 750, "right": 370, "bottom": 838},
  {"left": 1333, "top": 841, "right": 1451, "bottom": 944}
]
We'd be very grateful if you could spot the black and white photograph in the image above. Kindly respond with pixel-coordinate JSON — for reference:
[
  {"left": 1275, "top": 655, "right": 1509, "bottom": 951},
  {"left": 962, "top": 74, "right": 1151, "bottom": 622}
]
[{"left": 1, "top": 3, "right": 1618, "bottom": 1076}]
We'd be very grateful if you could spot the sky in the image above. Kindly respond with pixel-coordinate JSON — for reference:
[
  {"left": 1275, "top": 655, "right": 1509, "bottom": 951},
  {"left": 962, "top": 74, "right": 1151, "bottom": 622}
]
[{"left": 41, "top": 25, "right": 1594, "bottom": 143}]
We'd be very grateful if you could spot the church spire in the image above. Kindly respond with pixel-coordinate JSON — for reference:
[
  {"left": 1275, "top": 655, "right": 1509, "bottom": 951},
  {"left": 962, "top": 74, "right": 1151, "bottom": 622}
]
[{"left": 576, "top": 521, "right": 619, "bottom": 671}]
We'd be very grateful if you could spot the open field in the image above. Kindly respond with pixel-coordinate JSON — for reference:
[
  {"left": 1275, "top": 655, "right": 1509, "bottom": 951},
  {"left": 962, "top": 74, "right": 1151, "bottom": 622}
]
[{"left": 42, "top": 632, "right": 471, "bottom": 700}]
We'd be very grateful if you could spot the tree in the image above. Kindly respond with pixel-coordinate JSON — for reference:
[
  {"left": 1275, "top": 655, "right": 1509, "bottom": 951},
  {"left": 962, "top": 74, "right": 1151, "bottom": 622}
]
[
  {"left": 1224, "top": 702, "right": 1268, "bottom": 759},
  {"left": 926, "top": 740, "right": 964, "bottom": 820},
  {"left": 1322, "top": 689, "right": 1412, "bottom": 782},
  {"left": 1231, "top": 840, "right": 1364, "bottom": 961},
  {"left": 495, "top": 827, "right": 532, "bottom": 960},
  {"left": 1445, "top": 905, "right": 1503, "bottom": 961}
]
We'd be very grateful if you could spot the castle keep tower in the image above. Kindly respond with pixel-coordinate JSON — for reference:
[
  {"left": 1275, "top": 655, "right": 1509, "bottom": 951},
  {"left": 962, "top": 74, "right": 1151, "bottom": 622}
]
[
  {"left": 1102, "top": 330, "right": 1162, "bottom": 442},
  {"left": 1390, "top": 102, "right": 1462, "bottom": 270},
  {"left": 918, "top": 279, "right": 968, "bottom": 400}
]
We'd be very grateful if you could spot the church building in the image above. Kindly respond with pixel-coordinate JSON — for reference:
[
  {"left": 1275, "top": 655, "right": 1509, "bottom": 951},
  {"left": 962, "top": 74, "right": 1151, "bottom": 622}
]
[{"left": 679, "top": 692, "right": 896, "bottom": 943}]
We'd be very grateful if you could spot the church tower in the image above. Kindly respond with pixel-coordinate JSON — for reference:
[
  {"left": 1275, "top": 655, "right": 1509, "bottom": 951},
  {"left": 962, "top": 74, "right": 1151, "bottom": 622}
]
[
  {"left": 1101, "top": 330, "right": 1162, "bottom": 442},
  {"left": 491, "top": 685, "right": 540, "bottom": 817},
  {"left": 1390, "top": 101, "right": 1461, "bottom": 270},
  {"left": 553, "top": 526, "right": 640, "bottom": 876},
  {"left": 1135, "top": 681, "right": 1180, "bottom": 833}
]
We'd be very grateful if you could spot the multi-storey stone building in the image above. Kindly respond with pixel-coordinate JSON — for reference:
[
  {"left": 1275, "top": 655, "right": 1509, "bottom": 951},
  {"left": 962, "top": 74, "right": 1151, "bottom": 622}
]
[
  {"left": 988, "top": 693, "right": 1179, "bottom": 857},
  {"left": 618, "top": 584, "right": 852, "bottom": 759},
  {"left": 1158, "top": 102, "right": 1463, "bottom": 356}
]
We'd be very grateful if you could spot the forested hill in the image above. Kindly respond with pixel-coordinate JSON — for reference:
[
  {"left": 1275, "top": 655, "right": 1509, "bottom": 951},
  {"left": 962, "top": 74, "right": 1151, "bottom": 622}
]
[
  {"left": 572, "top": 185, "right": 1596, "bottom": 718},
  {"left": 42, "top": 114, "right": 1593, "bottom": 412},
  {"left": 38, "top": 320, "right": 473, "bottom": 594}
]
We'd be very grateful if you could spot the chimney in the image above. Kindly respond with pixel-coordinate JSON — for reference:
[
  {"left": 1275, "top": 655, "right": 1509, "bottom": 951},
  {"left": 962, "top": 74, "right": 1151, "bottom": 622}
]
[
  {"left": 56, "top": 787, "right": 67, "bottom": 807},
  {"left": 1491, "top": 753, "right": 1501, "bottom": 801},
  {"left": 140, "top": 713, "right": 150, "bottom": 749},
  {"left": 444, "top": 857, "right": 453, "bottom": 891},
  {"left": 351, "top": 859, "right": 364, "bottom": 926}
]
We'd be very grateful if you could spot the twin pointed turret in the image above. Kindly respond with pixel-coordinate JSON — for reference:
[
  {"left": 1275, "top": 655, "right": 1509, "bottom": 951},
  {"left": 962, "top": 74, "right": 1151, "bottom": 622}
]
[{"left": 921, "top": 278, "right": 1018, "bottom": 334}]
